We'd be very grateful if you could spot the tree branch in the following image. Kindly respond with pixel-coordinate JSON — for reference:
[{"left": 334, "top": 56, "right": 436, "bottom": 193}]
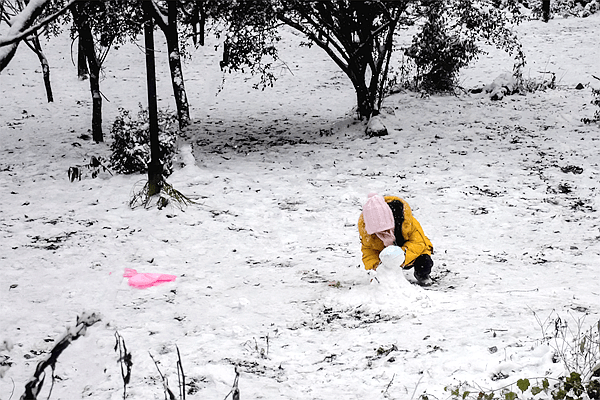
[
  {"left": 300, "top": 3, "right": 354, "bottom": 56},
  {"left": 0, "top": 0, "right": 74, "bottom": 48},
  {"left": 277, "top": 4, "right": 351, "bottom": 66},
  {"left": 21, "top": 313, "right": 102, "bottom": 400},
  {"left": 0, "top": 0, "right": 44, "bottom": 70},
  {"left": 278, "top": 13, "right": 350, "bottom": 75},
  {"left": 150, "top": 0, "right": 168, "bottom": 31},
  {"left": 1, "top": 8, "right": 42, "bottom": 58}
]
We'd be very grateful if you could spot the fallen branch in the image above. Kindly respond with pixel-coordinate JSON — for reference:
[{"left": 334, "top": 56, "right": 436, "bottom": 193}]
[{"left": 20, "top": 312, "right": 101, "bottom": 400}]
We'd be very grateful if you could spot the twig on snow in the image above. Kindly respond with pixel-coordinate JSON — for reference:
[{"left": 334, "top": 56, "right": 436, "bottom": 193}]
[
  {"left": 410, "top": 374, "right": 423, "bottom": 400},
  {"left": 114, "top": 331, "right": 132, "bottom": 400},
  {"left": 502, "top": 288, "right": 539, "bottom": 293},
  {"left": 149, "top": 352, "right": 176, "bottom": 400},
  {"left": 176, "top": 345, "right": 185, "bottom": 400},
  {"left": 8, "top": 377, "right": 15, "bottom": 400},
  {"left": 224, "top": 367, "right": 240, "bottom": 400},
  {"left": 383, "top": 373, "right": 395, "bottom": 397}
]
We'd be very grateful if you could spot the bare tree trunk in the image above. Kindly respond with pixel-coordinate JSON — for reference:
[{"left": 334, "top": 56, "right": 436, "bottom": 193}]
[
  {"left": 152, "top": 0, "right": 190, "bottom": 129},
  {"left": 347, "top": 50, "right": 376, "bottom": 119},
  {"left": 88, "top": 59, "right": 102, "bottom": 142},
  {"left": 70, "top": 5, "right": 103, "bottom": 142},
  {"left": 276, "top": 3, "right": 403, "bottom": 121},
  {"left": 165, "top": 1, "right": 190, "bottom": 128},
  {"left": 77, "top": 34, "right": 88, "bottom": 80},
  {"left": 1, "top": 8, "right": 54, "bottom": 102},
  {"left": 354, "top": 81, "right": 375, "bottom": 119},
  {"left": 376, "top": 16, "right": 398, "bottom": 112},
  {"left": 143, "top": 1, "right": 163, "bottom": 196},
  {"left": 542, "top": 0, "right": 550, "bottom": 22},
  {"left": 29, "top": 35, "right": 53, "bottom": 102}
]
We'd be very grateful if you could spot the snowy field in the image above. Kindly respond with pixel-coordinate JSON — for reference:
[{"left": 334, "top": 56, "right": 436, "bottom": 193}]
[{"left": 1, "top": 13, "right": 600, "bottom": 400}]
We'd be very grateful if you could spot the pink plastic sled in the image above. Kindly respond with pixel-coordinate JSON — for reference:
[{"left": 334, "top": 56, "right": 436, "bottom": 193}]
[{"left": 123, "top": 268, "right": 176, "bottom": 289}]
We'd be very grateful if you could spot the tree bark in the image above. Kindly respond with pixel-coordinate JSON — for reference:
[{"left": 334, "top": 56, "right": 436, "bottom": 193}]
[
  {"left": 354, "top": 81, "right": 375, "bottom": 119},
  {"left": 1, "top": 10, "right": 54, "bottom": 102},
  {"left": 143, "top": 1, "right": 163, "bottom": 196},
  {"left": 542, "top": 0, "right": 550, "bottom": 22},
  {"left": 70, "top": 5, "right": 103, "bottom": 142},
  {"left": 165, "top": 0, "right": 190, "bottom": 129},
  {"left": 77, "top": 34, "right": 88, "bottom": 80},
  {"left": 88, "top": 60, "right": 102, "bottom": 142},
  {"left": 29, "top": 35, "right": 53, "bottom": 102},
  {"left": 151, "top": 0, "right": 191, "bottom": 129}
]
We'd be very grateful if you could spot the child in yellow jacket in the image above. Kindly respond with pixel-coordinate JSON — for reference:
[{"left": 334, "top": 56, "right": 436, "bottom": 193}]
[{"left": 358, "top": 193, "right": 434, "bottom": 286}]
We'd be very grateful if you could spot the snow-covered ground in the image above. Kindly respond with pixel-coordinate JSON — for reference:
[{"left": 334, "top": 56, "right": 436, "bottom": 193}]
[{"left": 1, "top": 13, "right": 600, "bottom": 400}]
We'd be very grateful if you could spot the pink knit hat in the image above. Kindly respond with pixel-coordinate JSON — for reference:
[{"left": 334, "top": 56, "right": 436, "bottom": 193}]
[{"left": 362, "top": 193, "right": 394, "bottom": 234}]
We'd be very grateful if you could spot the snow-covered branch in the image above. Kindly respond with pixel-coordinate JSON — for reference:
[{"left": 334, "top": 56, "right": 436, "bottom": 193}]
[{"left": 0, "top": 0, "right": 74, "bottom": 71}]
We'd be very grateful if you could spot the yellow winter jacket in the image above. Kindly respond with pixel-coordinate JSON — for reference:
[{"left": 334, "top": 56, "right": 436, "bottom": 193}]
[{"left": 358, "top": 196, "right": 433, "bottom": 270}]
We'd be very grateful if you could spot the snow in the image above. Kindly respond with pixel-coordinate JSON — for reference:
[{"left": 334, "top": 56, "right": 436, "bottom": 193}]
[{"left": 1, "top": 14, "right": 600, "bottom": 400}]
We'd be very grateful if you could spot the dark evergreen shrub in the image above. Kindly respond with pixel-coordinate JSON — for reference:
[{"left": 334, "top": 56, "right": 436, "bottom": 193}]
[
  {"left": 109, "top": 105, "right": 178, "bottom": 176},
  {"left": 405, "top": 3, "right": 477, "bottom": 93}
]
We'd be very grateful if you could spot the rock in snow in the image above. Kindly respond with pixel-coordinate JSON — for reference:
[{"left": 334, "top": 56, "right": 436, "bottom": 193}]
[
  {"left": 485, "top": 72, "right": 518, "bottom": 101},
  {"left": 365, "top": 115, "right": 388, "bottom": 137}
]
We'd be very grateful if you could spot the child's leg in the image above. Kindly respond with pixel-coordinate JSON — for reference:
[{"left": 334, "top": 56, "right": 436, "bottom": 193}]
[{"left": 413, "top": 254, "right": 433, "bottom": 279}]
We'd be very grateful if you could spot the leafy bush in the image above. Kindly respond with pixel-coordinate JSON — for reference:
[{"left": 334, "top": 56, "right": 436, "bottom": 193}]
[
  {"left": 405, "top": 1, "right": 524, "bottom": 94},
  {"left": 527, "top": 0, "right": 600, "bottom": 18},
  {"left": 441, "top": 315, "right": 600, "bottom": 400},
  {"left": 406, "top": 3, "right": 477, "bottom": 93},
  {"left": 443, "top": 373, "right": 600, "bottom": 400},
  {"left": 109, "top": 105, "right": 178, "bottom": 176}
]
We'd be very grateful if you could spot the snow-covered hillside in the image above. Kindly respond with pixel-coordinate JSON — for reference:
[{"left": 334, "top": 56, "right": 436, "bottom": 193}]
[{"left": 1, "top": 13, "right": 600, "bottom": 400}]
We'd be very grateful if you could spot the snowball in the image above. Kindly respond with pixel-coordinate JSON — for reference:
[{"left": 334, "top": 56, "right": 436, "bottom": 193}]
[{"left": 379, "top": 245, "right": 405, "bottom": 269}]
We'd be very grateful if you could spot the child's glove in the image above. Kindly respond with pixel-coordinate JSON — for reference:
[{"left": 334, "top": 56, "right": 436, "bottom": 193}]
[{"left": 379, "top": 245, "right": 405, "bottom": 269}]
